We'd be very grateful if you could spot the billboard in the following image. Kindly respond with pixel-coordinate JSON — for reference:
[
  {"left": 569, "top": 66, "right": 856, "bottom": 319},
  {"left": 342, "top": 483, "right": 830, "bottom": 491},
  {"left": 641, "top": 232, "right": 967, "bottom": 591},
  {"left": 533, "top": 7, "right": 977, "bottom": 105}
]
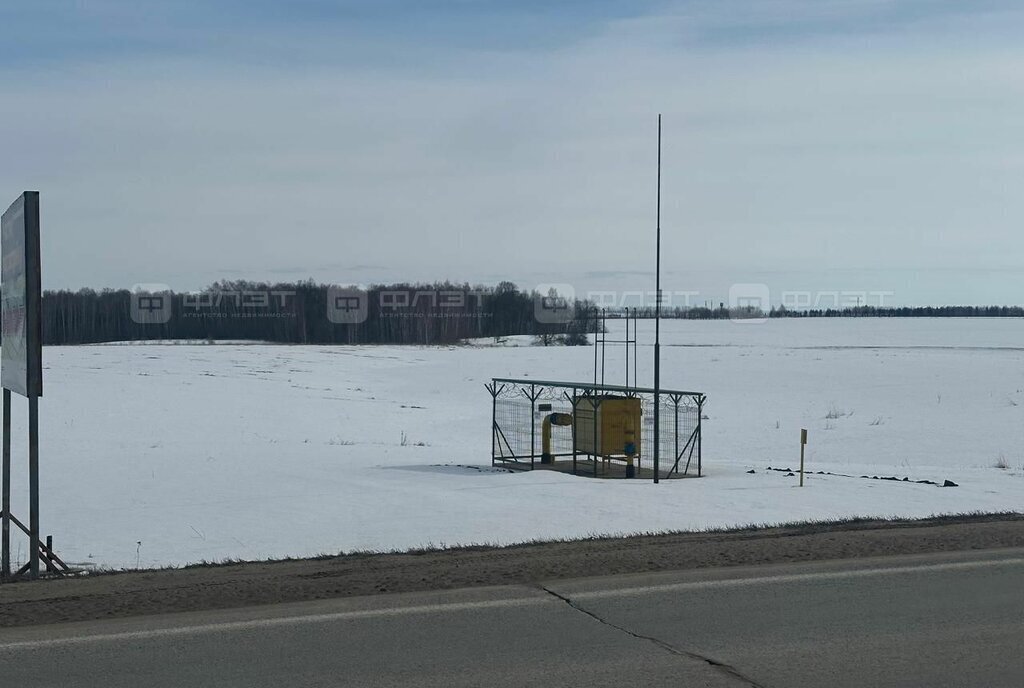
[{"left": 1, "top": 192, "right": 42, "bottom": 398}]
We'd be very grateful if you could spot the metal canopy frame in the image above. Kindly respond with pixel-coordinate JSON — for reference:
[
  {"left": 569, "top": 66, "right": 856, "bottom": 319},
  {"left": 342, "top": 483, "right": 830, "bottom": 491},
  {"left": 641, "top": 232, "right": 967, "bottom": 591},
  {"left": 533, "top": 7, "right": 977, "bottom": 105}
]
[{"left": 491, "top": 378, "right": 705, "bottom": 399}]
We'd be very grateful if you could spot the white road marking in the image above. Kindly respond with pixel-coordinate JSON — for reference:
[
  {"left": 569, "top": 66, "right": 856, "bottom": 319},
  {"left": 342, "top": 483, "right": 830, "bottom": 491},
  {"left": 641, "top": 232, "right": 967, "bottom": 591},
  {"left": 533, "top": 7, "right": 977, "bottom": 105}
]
[
  {"left": 0, "top": 597, "right": 550, "bottom": 651},
  {"left": 570, "top": 556, "right": 1024, "bottom": 600},
  {"left": 1, "top": 555, "right": 1020, "bottom": 651}
]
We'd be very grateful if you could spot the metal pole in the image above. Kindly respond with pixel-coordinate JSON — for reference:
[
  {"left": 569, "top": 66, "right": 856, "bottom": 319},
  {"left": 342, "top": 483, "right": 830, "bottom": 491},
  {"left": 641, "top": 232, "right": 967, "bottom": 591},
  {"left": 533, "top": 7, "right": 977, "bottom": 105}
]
[
  {"left": 28, "top": 394, "right": 40, "bottom": 578},
  {"left": 626, "top": 309, "right": 634, "bottom": 389},
  {"left": 600, "top": 309, "right": 606, "bottom": 385},
  {"left": 653, "top": 114, "right": 662, "bottom": 484},
  {"left": 625, "top": 308, "right": 629, "bottom": 388},
  {"left": 2, "top": 388, "right": 10, "bottom": 578}
]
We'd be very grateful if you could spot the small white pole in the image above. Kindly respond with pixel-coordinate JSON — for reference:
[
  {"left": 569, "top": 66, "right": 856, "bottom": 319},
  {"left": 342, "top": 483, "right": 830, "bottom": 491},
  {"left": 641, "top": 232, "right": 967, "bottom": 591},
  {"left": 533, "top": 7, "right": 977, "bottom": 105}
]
[{"left": 800, "top": 428, "right": 808, "bottom": 487}]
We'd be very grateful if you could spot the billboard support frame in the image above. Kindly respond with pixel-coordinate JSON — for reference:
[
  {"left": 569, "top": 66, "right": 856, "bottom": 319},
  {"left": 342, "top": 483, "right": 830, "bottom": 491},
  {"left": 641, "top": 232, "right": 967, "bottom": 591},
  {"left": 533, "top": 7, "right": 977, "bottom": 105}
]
[
  {"left": 1, "top": 388, "right": 9, "bottom": 578},
  {"left": 1, "top": 191, "right": 67, "bottom": 581}
]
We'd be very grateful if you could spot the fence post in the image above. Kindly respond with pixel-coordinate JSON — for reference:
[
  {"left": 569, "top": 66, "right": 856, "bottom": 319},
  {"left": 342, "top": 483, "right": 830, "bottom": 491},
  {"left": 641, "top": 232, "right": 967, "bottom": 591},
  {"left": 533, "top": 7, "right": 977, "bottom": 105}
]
[
  {"left": 673, "top": 396, "right": 680, "bottom": 476},
  {"left": 486, "top": 382, "right": 498, "bottom": 467},
  {"left": 529, "top": 384, "right": 536, "bottom": 470},
  {"left": 697, "top": 396, "right": 704, "bottom": 477}
]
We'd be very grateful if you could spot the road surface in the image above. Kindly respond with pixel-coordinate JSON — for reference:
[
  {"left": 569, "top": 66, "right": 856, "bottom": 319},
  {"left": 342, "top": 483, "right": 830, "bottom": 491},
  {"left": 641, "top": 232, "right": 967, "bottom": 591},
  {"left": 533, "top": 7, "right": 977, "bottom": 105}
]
[{"left": 1, "top": 548, "right": 1021, "bottom": 687}]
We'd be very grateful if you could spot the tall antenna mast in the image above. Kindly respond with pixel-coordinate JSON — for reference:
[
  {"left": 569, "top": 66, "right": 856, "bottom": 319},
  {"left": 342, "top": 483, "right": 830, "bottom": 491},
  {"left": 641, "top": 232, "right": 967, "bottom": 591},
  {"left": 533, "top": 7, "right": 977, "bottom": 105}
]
[{"left": 654, "top": 114, "right": 662, "bottom": 484}]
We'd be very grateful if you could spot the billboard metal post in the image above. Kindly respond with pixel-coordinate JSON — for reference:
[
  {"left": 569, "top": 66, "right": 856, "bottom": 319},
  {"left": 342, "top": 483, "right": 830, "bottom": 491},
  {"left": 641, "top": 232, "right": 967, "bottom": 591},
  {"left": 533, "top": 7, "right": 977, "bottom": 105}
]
[
  {"left": 2, "top": 388, "right": 9, "bottom": 578},
  {"left": 28, "top": 395, "right": 39, "bottom": 577}
]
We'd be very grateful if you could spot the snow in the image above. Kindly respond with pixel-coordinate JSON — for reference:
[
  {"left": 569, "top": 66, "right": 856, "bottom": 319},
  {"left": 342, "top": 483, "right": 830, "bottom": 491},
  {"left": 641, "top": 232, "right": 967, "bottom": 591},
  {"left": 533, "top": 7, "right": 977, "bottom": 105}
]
[{"left": 4, "top": 318, "right": 1023, "bottom": 569}]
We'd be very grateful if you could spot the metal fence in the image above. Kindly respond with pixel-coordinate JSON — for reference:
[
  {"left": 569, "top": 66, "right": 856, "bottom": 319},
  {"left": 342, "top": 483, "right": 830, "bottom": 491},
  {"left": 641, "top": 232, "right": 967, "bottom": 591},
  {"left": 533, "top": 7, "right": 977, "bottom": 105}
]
[{"left": 485, "top": 378, "right": 705, "bottom": 482}]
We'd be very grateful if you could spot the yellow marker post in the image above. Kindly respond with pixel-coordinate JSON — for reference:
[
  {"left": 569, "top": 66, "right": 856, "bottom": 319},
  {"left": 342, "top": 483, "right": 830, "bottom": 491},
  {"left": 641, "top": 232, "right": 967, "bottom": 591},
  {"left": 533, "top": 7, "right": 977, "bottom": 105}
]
[{"left": 799, "top": 428, "right": 808, "bottom": 487}]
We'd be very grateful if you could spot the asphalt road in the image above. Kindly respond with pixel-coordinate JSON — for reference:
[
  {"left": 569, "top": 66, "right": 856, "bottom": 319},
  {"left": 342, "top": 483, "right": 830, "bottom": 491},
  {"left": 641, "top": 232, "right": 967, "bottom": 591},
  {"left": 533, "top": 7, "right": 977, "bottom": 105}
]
[{"left": 1, "top": 549, "right": 1021, "bottom": 687}]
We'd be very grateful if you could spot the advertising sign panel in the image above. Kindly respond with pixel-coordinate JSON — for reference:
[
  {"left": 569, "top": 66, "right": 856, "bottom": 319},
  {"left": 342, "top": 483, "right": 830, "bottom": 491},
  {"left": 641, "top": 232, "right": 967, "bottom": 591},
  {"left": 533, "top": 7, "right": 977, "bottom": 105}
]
[{"left": 1, "top": 192, "right": 42, "bottom": 398}]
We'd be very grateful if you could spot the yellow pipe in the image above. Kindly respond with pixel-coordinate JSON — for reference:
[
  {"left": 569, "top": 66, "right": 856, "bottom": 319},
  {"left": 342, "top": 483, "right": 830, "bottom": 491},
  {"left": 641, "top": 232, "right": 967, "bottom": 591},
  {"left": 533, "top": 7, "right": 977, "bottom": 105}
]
[{"left": 541, "top": 412, "right": 573, "bottom": 464}]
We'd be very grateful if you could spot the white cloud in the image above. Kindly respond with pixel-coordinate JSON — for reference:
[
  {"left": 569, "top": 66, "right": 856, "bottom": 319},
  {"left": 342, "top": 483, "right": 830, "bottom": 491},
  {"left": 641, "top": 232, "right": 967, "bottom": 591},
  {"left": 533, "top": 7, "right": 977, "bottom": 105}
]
[{"left": 2, "top": 1, "right": 1023, "bottom": 304}]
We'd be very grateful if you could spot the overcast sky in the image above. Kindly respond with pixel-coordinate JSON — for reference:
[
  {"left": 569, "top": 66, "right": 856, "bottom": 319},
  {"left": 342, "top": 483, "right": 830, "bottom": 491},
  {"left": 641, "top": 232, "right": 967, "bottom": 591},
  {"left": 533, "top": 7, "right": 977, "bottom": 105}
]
[{"left": 2, "top": 0, "right": 1023, "bottom": 306}]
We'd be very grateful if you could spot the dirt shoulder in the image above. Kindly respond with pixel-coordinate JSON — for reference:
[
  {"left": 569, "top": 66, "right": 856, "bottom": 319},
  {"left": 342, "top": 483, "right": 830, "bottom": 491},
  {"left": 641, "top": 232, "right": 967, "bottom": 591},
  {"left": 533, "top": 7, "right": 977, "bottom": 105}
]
[{"left": 2, "top": 514, "right": 1022, "bottom": 628}]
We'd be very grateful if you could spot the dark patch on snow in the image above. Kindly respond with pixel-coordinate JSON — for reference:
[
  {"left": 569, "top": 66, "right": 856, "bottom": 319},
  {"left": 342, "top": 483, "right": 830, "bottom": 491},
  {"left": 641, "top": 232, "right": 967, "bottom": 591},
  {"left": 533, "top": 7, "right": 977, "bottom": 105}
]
[
  {"left": 765, "top": 466, "right": 957, "bottom": 488},
  {"left": 380, "top": 464, "right": 515, "bottom": 476}
]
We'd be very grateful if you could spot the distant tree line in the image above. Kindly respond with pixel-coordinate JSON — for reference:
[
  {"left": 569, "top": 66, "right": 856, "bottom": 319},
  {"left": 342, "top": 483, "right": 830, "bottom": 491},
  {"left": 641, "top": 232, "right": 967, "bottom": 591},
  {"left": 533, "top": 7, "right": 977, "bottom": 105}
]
[
  {"left": 38, "top": 281, "right": 597, "bottom": 345},
  {"left": 614, "top": 304, "right": 1024, "bottom": 320},
  {"left": 768, "top": 304, "right": 1024, "bottom": 318},
  {"left": 29, "top": 281, "right": 1024, "bottom": 346}
]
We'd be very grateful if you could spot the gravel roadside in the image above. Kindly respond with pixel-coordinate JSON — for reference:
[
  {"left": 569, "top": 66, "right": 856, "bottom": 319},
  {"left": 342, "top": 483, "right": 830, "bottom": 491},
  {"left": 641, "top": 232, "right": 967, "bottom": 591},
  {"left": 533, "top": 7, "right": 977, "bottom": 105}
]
[{"left": 1, "top": 513, "right": 1021, "bottom": 628}]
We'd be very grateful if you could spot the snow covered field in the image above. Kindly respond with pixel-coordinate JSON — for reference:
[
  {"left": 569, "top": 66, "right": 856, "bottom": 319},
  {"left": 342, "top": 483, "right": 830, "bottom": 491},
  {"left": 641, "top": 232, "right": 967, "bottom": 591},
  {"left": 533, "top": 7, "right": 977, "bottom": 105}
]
[{"left": 5, "top": 318, "right": 1023, "bottom": 569}]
